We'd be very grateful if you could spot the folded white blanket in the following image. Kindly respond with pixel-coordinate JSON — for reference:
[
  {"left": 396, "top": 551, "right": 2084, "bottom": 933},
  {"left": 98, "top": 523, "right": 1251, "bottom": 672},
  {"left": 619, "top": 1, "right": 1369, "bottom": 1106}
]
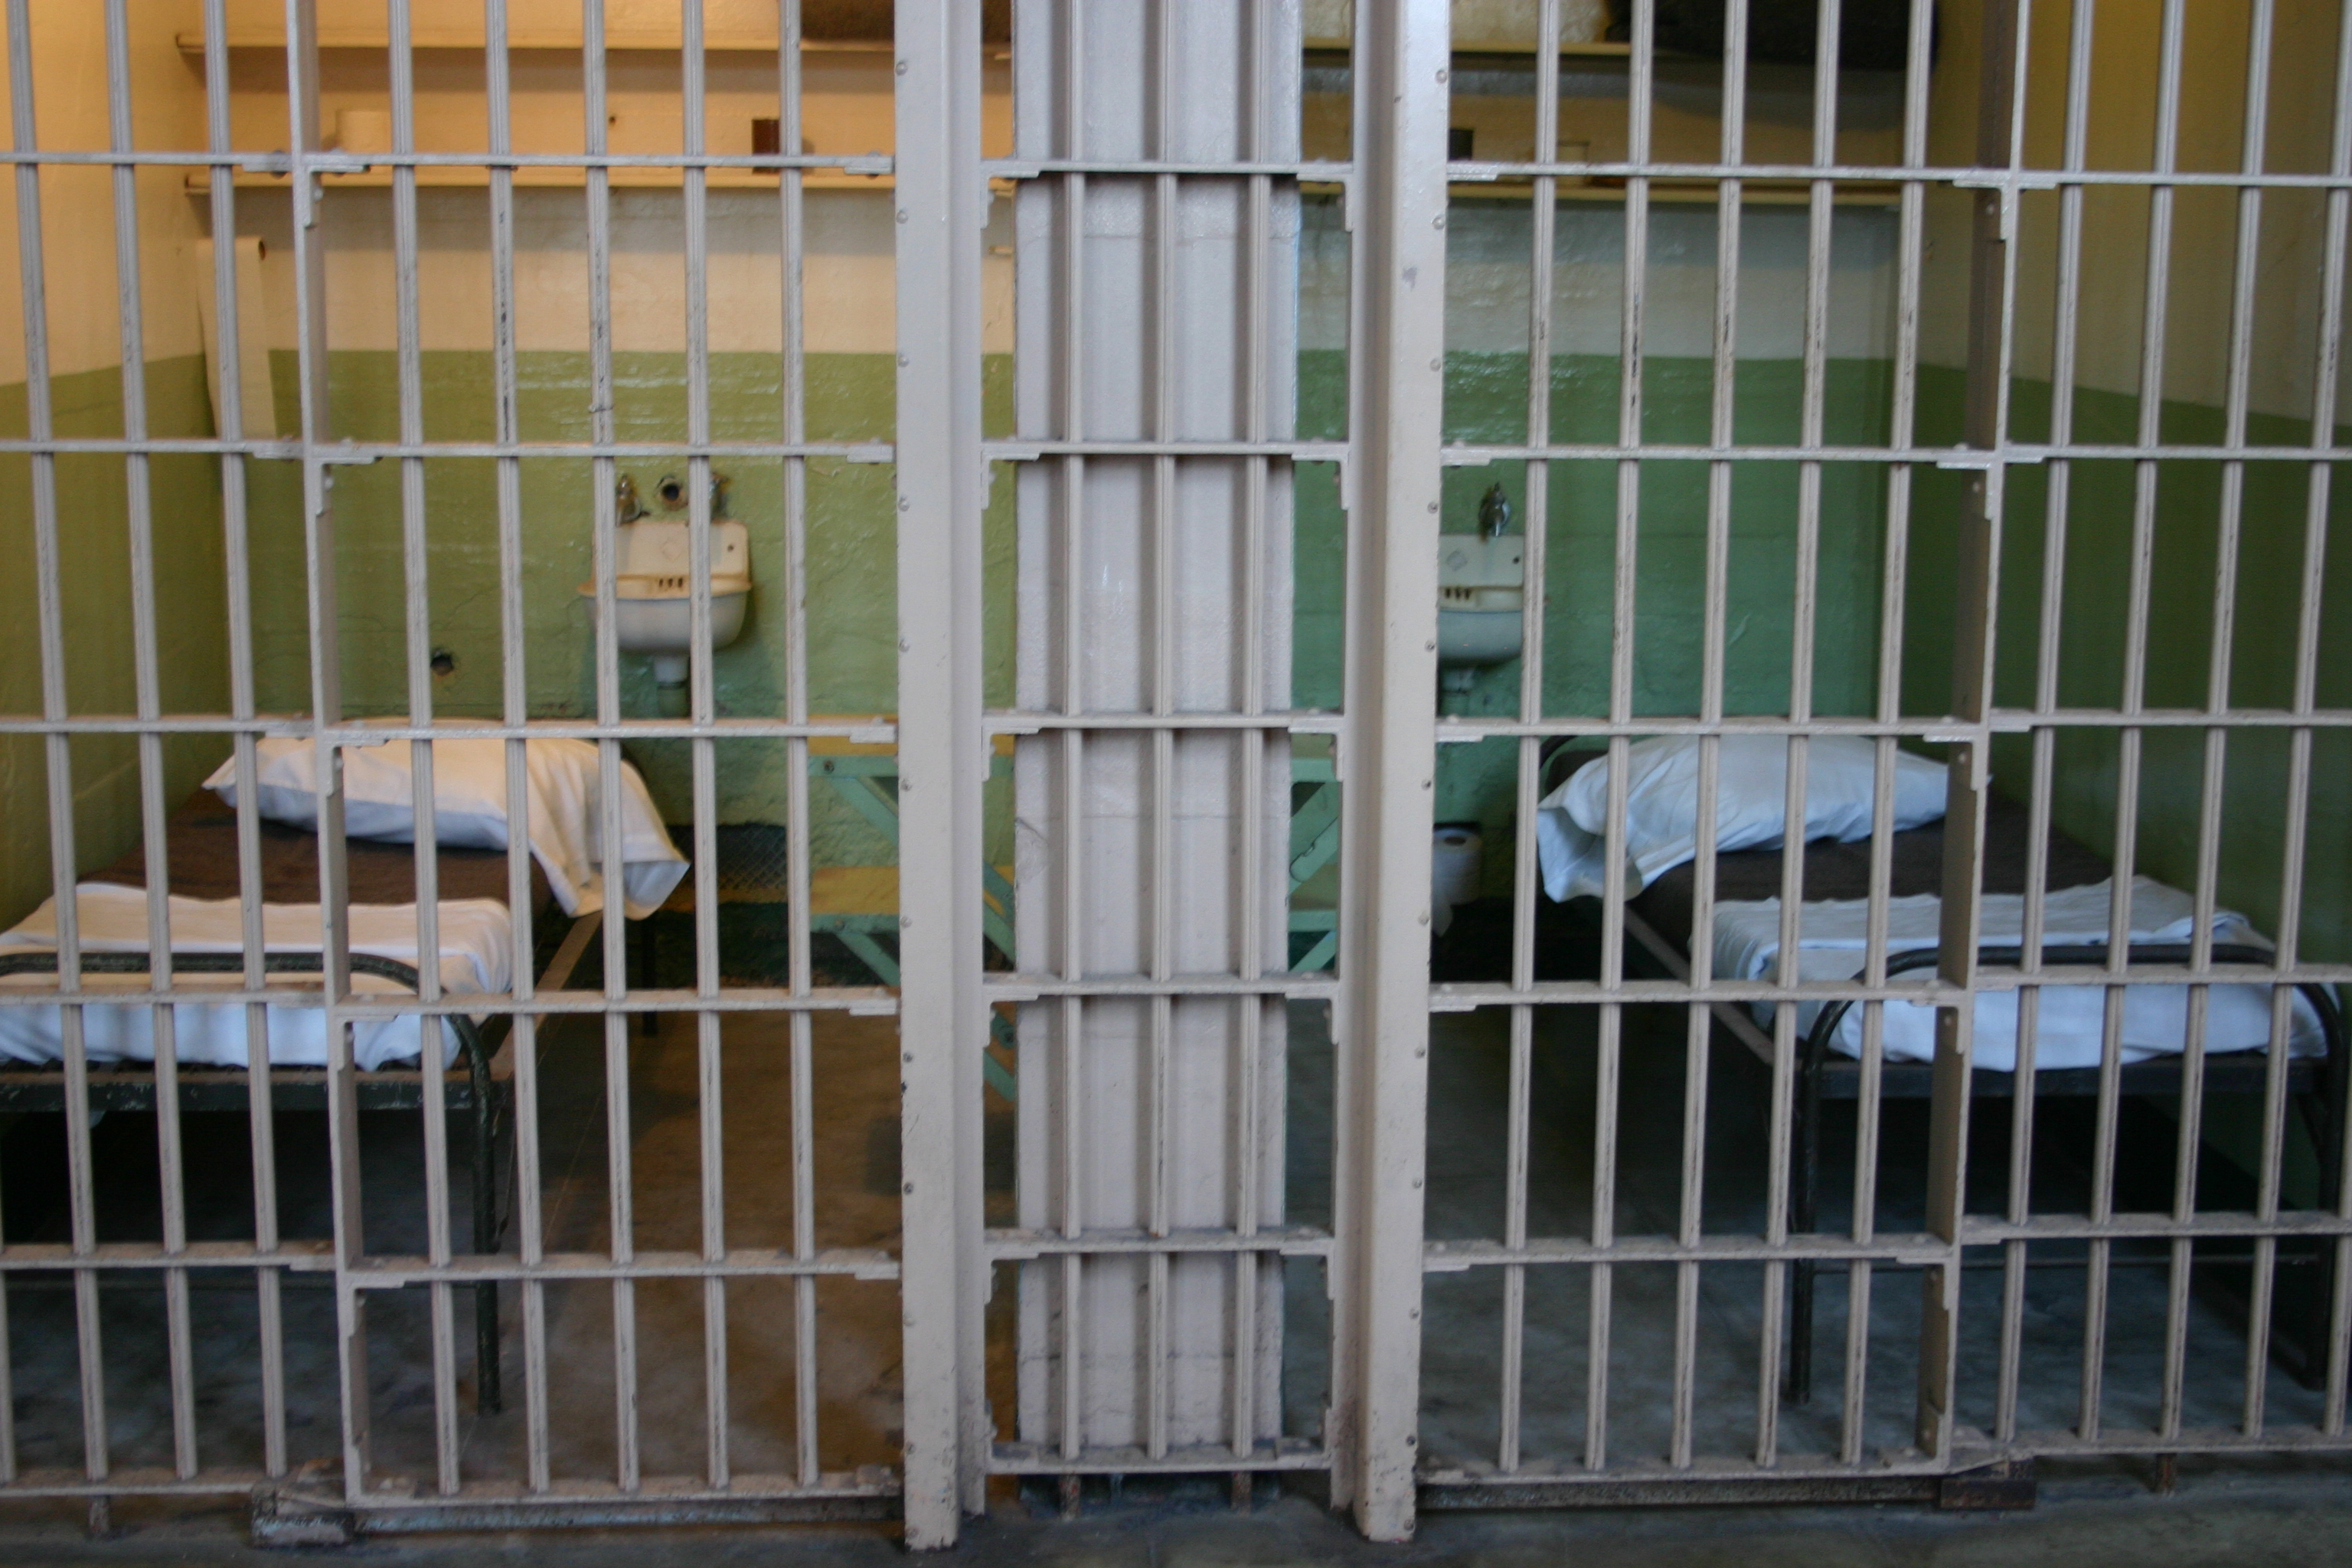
[
  {"left": 1712, "top": 877, "right": 2328, "bottom": 1070},
  {"left": 0, "top": 884, "right": 511, "bottom": 1070}
]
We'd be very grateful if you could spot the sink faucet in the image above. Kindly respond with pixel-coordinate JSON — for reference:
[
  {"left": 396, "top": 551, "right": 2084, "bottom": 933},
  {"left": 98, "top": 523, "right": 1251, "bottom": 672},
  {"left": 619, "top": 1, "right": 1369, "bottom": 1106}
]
[
  {"left": 1478, "top": 482, "right": 1511, "bottom": 541},
  {"left": 615, "top": 473, "right": 647, "bottom": 524}
]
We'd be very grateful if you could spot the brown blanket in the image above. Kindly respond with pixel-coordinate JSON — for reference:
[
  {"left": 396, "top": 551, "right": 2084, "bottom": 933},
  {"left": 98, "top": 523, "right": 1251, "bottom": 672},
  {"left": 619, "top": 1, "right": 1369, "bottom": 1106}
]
[
  {"left": 83, "top": 789, "right": 554, "bottom": 914},
  {"left": 1547, "top": 747, "right": 2112, "bottom": 955}
]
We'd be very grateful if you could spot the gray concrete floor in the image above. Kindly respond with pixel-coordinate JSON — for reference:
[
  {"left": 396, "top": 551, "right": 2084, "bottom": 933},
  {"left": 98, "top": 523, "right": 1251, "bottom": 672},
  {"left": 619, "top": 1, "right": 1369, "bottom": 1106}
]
[
  {"left": 7, "top": 1461, "right": 2352, "bottom": 1564},
  {"left": 0, "top": 985, "right": 2343, "bottom": 1554},
  {"left": 1400, "top": 1001, "right": 2333, "bottom": 1468}
]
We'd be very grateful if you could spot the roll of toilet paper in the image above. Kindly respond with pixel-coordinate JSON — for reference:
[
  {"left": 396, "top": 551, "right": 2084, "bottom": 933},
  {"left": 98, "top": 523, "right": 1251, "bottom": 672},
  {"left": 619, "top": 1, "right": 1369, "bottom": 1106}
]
[{"left": 1431, "top": 824, "right": 1483, "bottom": 937}]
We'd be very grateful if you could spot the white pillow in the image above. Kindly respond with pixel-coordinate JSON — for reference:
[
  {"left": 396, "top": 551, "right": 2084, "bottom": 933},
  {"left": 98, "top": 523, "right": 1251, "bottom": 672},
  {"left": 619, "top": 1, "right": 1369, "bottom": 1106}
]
[
  {"left": 204, "top": 727, "right": 688, "bottom": 920},
  {"left": 1535, "top": 733, "right": 1948, "bottom": 903}
]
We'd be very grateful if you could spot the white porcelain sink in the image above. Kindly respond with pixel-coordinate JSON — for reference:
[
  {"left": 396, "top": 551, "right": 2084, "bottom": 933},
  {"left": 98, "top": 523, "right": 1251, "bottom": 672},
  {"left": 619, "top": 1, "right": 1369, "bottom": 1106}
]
[
  {"left": 580, "top": 515, "right": 752, "bottom": 686},
  {"left": 1437, "top": 532, "right": 1524, "bottom": 691}
]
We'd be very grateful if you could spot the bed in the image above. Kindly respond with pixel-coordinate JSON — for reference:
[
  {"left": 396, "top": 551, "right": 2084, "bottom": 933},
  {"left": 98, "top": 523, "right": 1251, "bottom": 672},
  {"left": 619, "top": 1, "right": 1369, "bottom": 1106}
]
[
  {"left": 0, "top": 733, "right": 686, "bottom": 1413},
  {"left": 1534, "top": 739, "right": 2347, "bottom": 1403}
]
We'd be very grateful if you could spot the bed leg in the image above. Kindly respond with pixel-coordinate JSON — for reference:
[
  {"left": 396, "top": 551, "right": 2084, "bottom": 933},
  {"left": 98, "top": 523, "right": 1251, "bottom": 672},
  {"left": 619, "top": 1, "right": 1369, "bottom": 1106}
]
[
  {"left": 473, "top": 1087, "right": 503, "bottom": 1416},
  {"left": 1786, "top": 1050, "right": 1823, "bottom": 1406},
  {"left": 639, "top": 917, "right": 659, "bottom": 1037},
  {"left": 2308, "top": 1021, "right": 2350, "bottom": 1389}
]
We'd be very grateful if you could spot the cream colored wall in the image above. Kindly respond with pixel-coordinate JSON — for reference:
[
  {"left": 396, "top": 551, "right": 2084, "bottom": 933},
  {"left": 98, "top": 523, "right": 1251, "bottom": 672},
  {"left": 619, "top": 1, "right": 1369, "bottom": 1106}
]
[
  {"left": 1305, "top": 0, "right": 1615, "bottom": 51},
  {"left": 0, "top": 1, "right": 214, "bottom": 383},
  {"left": 1923, "top": 0, "right": 2352, "bottom": 424},
  {"left": 227, "top": 179, "right": 1011, "bottom": 360},
  {"left": 222, "top": 0, "right": 837, "bottom": 43},
  {"left": 217, "top": 41, "right": 1007, "bottom": 162},
  {"left": 204, "top": 35, "right": 1011, "bottom": 358}
]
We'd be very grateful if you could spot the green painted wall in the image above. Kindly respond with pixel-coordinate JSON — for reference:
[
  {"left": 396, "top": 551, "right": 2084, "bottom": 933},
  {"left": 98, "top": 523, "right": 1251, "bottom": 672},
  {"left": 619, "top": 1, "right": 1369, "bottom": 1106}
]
[
  {"left": 1903, "top": 368, "right": 2352, "bottom": 1203},
  {"left": 243, "top": 349, "right": 1017, "bottom": 873},
  {"left": 1295, "top": 349, "right": 1903, "bottom": 897},
  {"left": 1897, "top": 366, "right": 2352, "bottom": 971},
  {"left": 0, "top": 356, "right": 229, "bottom": 929},
  {"left": 13, "top": 343, "right": 2340, "bottom": 1009}
]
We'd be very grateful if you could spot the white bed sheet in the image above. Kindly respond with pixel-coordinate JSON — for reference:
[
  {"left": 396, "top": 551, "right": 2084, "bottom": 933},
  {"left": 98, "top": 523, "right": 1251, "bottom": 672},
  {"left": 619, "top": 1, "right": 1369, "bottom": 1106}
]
[
  {"left": 1712, "top": 877, "right": 2330, "bottom": 1070},
  {"left": 0, "top": 884, "right": 511, "bottom": 1071}
]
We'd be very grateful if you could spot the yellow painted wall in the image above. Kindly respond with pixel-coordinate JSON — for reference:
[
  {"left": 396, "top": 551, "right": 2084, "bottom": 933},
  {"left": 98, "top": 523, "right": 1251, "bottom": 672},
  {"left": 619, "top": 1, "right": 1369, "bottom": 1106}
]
[
  {"left": 0, "top": 1, "right": 214, "bottom": 383},
  {"left": 0, "top": 2, "right": 228, "bottom": 928},
  {"left": 1923, "top": 0, "right": 2352, "bottom": 421}
]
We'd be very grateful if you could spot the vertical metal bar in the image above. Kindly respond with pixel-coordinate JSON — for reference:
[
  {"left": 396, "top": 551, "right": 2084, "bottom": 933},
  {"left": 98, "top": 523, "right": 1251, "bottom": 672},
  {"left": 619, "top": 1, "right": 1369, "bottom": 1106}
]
[
  {"left": 2305, "top": 0, "right": 2352, "bottom": 1445},
  {"left": 381, "top": 0, "right": 461, "bottom": 1492},
  {"left": 5, "top": 0, "right": 109, "bottom": 1498},
  {"left": 896, "top": 0, "right": 989, "bottom": 1539},
  {"left": 1919, "top": 0, "right": 2025, "bottom": 1465},
  {"left": 1050, "top": 10, "right": 1088, "bottom": 1464},
  {"left": 1142, "top": 0, "right": 1178, "bottom": 1465},
  {"left": 1667, "top": 0, "right": 1749, "bottom": 1472},
  {"left": 2079, "top": 0, "right": 2185, "bottom": 1445},
  {"left": 776, "top": 0, "right": 820, "bottom": 1488},
  {"left": 268, "top": 0, "right": 368, "bottom": 1499},
  {"left": 1498, "top": 0, "right": 1561, "bottom": 1480},
  {"left": 603, "top": 1010, "right": 639, "bottom": 1491},
  {"left": 1230, "top": 0, "right": 1276, "bottom": 1475},
  {"left": 93, "top": 0, "right": 200, "bottom": 1485},
  {"left": 1845, "top": 0, "right": 1939, "bottom": 1463},
  {"left": 2000, "top": 0, "right": 2093, "bottom": 1448},
  {"left": 1330, "top": 0, "right": 1446, "bottom": 1537},
  {"left": 1772, "top": 0, "right": 1845, "bottom": 1449},
  {"left": 669, "top": 0, "right": 731, "bottom": 1492},
  {"left": 786, "top": 1007, "right": 818, "bottom": 1483},
  {"left": 2154, "top": 0, "right": 2276, "bottom": 1446},
  {"left": 1584, "top": 0, "right": 1656, "bottom": 1478},
  {"left": 198, "top": 0, "right": 285, "bottom": 1477},
  {"left": 568, "top": 0, "right": 632, "bottom": 1489}
]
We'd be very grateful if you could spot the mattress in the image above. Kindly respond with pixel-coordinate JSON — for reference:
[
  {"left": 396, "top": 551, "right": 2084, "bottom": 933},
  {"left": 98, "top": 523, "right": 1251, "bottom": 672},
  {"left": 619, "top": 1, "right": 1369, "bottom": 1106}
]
[
  {"left": 1541, "top": 746, "right": 2109, "bottom": 952},
  {"left": 1543, "top": 747, "right": 2326, "bottom": 1070},
  {"left": 83, "top": 789, "right": 556, "bottom": 910},
  {"left": 0, "top": 790, "right": 562, "bottom": 1072}
]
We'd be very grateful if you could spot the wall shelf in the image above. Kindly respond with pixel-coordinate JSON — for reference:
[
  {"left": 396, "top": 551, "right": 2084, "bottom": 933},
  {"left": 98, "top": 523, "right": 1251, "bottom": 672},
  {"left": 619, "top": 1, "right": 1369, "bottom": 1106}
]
[
  {"left": 1289, "top": 178, "right": 1903, "bottom": 207},
  {"left": 185, "top": 166, "right": 897, "bottom": 194},
  {"left": 1305, "top": 38, "right": 1635, "bottom": 57},
  {"left": 178, "top": 30, "right": 894, "bottom": 54}
]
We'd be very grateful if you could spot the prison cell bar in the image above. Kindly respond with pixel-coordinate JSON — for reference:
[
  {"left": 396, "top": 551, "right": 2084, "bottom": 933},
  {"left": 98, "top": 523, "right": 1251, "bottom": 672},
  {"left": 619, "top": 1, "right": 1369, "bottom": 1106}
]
[
  {"left": 3, "top": 0, "right": 93, "bottom": 1508},
  {"left": 981, "top": 0, "right": 1325, "bottom": 1502},
  {"left": 2149, "top": 0, "right": 2282, "bottom": 1449},
  {"left": 5, "top": 0, "right": 2352, "bottom": 1537},
  {"left": 1327, "top": 0, "right": 1447, "bottom": 1539},
  {"left": 88, "top": 0, "right": 201, "bottom": 1488},
  {"left": 1230, "top": 0, "right": 1282, "bottom": 1496},
  {"left": 775, "top": 0, "right": 825, "bottom": 1497},
  {"left": 893, "top": 0, "right": 988, "bottom": 1540},
  {"left": 198, "top": 0, "right": 291, "bottom": 1483},
  {"left": 2311, "top": 0, "right": 2352, "bottom": 1446},
  {"left": 1491, "top": 0, "right": 1566, "bottom": 1481},
  {"left": 2000, "top": 0, "right": 2098, "bottom": 1449},
  {"left": 390, "top": 0, "right": 466, "bottom": 1490},
  {"left": 1664, "top": 0, "right": 1746, "bottom": 1474},
  {"left": 1147, "top": 0, "right": 1178, "bottom": 1467},
  {"left": 1055, "top": 0, "right": 1086, "bottom": 1497},
  {"left": 2065, "top": 0, "right": 2178, "bottom": 1446},
  {"left": 1838, "top": 0, "right": 1940, "bottom": 1465}
]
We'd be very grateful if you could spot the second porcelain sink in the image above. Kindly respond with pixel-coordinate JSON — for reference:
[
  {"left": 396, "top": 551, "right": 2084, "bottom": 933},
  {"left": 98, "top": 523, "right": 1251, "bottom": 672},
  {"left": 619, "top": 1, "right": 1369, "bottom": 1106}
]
[
  {"left": 581, "top": 514, "right": 752, "bottom": 687},
  {"left": 1437, "top": 532, "right": 1524, "bottom": 691}
]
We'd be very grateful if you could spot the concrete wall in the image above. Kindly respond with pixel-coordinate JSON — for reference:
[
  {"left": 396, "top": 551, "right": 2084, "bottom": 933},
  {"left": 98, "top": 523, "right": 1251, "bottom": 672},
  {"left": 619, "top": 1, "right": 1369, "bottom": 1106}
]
[
  {"left": 1907, "top": 0, "right": 2352, "bottom": 971},
  {"left": 0, "top": 2, "right": 227, "bottom": 930}
]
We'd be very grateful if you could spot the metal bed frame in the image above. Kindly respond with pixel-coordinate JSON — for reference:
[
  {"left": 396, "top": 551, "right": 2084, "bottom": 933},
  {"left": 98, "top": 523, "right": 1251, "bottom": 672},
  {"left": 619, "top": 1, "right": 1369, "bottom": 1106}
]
[
  {"left": 1625, "top": 912, "right": 2351, "bottom": 1405},
  {"left": 0, "top": 910, "right": 597, "bottom": 1418}
]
